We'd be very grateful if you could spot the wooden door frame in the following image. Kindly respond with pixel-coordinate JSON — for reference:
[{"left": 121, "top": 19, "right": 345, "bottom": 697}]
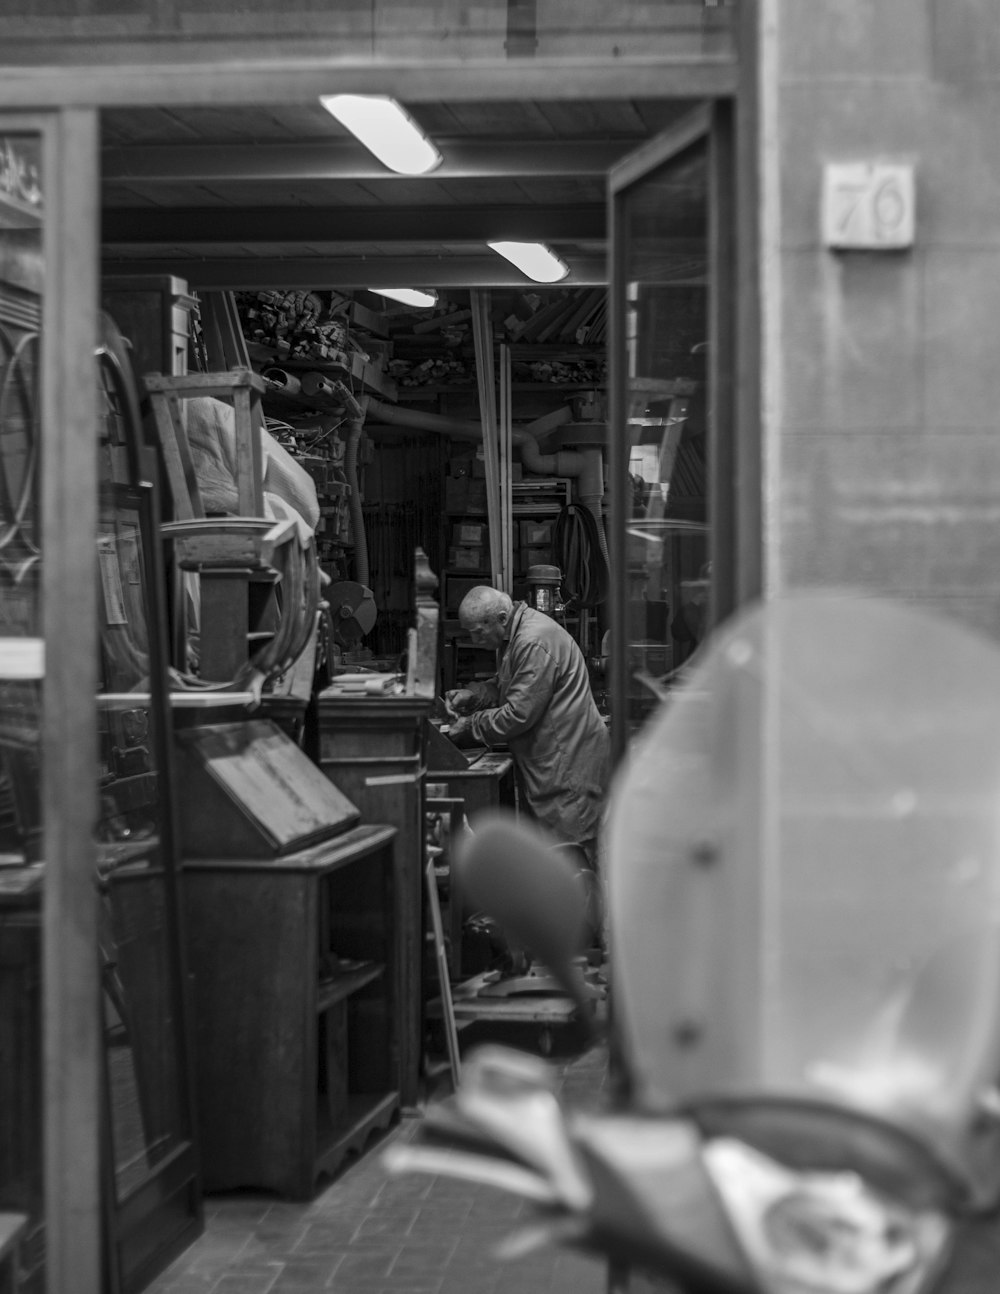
[
  {"left": 0, "top": 105, "right": 102, "bottom": 1294},
  {"left": 606, "top": 82, "right": 759, "bottom": 765}
]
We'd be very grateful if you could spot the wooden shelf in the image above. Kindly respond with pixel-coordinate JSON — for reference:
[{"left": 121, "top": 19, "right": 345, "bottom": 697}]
[
  {"left": 314, "top": 1091, "right": 400, "bottom": 1181},
  {"left": 396, "top": 380, "right": 603, "bottom": 398},
  {"left": 248, "top": 343, "right": 398, "bottom": 402},
  {"left": 316, "top": 962, "right": 385, "bottom": 1012}
]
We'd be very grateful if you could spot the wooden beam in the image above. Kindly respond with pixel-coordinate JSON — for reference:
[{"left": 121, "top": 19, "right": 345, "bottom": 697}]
[
  {"left": 102, "top": 138, "right": 630, "bottom": 184},
  {"left": 0, "top": 56, "right": 739, "bottom": 110},
  {"left": 101, "top": 204, "right": 608, "bottom": 245},
  {"left": 100, "top": 253, "right": 609, "bottom": 288}
]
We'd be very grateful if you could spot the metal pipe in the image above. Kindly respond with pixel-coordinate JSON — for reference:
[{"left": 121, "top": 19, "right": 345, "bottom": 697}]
[{"left": 365, "top": 395, "right": 587, "bottom": 476}]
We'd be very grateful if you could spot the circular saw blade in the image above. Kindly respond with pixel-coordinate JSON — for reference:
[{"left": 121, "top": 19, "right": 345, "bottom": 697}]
[{"left": 327, "top": 581, "right": 377, "bottom": 647}]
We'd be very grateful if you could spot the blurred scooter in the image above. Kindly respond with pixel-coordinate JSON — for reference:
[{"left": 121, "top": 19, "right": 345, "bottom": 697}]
[{"left": 387, "top": 594, "right": 1000, "bottom": 1294}]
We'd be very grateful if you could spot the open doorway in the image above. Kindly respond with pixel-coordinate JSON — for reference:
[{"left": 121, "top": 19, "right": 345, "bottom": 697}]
[{"left": 99, "top": 95, "right": 724, "bottom": 739}]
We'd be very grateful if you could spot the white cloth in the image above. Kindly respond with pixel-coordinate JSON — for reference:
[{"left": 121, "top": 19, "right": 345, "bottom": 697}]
[{"left": 184, "top": 396, "right": 319, "bottom": 537}]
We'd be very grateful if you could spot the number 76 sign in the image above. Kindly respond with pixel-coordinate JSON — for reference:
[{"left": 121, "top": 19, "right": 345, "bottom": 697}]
[{"left": 822, "top": 162, "right": 915, "bottom": 249}]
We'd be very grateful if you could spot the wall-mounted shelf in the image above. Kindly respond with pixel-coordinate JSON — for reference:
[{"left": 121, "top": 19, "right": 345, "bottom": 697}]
[{"left": 247, "top": 344, "right": 398, "bottom": 403}]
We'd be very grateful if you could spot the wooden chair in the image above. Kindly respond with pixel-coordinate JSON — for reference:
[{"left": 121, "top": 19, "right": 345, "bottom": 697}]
[{"left": 143, "top": 369, "right": 319, "bottom": 690}]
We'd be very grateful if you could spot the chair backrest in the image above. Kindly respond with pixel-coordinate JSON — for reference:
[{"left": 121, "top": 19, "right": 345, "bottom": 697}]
[{"left": 144, "top": 369, "right": 266, "bottom": 521}]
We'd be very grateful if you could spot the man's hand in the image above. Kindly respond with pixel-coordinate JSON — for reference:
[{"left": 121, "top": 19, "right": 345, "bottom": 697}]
[
  {"left": 448, "top": 716, "right": 475, "bottom": 746},
  {"left": 445, "top": 688, "right": 477, "bottom": 717}
]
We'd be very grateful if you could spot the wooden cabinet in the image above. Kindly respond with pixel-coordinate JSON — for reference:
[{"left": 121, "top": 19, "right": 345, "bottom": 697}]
[
  {"left": 0, "top": 879, "right": 42, "bottom": 1293},
  {"left": 315, "top": 694, "right": 429, "bottom": 1110},
  {"left": 182, "top": 824, "right": 399, "bottom": 1200}
]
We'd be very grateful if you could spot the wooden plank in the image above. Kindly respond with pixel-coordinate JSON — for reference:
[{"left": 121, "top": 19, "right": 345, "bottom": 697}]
[
  {"left": 734, "top": 0, "right": 763, "bottom": 607},
  {"left": 425, "top": 858, "right": 461, "bottom": 1090},
  {"left": 470, "top": 289, "right": 503, "bottom": 589},
  {"left": 231, "top": 385, "right": 263, "bottom": 515},
  {"left": 0, "top": 59, "right": 739, "bottom": 112},
  {"left": 500, "top": 344, "right": 513, "bottom": 596},
  {"left": 146, "top": 388, "right": 202, "bottom": 521},
  {"left": 143, "top": 368, "right": 266, "bottom": 395}
]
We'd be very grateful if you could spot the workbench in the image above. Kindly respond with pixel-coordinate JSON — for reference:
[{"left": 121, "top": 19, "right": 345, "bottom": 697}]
[
  {"left": 423, "top": 719, "right": 516, "bottom": 826},
  {"left": 424, "top": 721, "right": 516, "bottom": 979},
  {"left": 428, "top": 970, "right": 592, "bottom": 1058}
]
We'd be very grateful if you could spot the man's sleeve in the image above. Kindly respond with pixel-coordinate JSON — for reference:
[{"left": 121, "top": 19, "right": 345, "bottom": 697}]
[
  {"left": 469, "top": 642, "right": 556, "bottom": 746},
  {"left": 465, "top": 677, "right": 501, "bottom": 709}
]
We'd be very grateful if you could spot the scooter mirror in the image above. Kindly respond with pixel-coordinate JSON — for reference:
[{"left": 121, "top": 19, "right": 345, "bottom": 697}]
[{"left": 454, "top": 811, "right": 595, "bottom": 1031}]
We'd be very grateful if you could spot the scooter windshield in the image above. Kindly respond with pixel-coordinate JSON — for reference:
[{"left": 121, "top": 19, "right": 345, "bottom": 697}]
[{"left": 607, "top": 592, "right": 1000, "bottom": 1207}]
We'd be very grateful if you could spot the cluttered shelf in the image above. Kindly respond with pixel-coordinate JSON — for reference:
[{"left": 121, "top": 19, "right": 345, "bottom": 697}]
[
  {"left": 393, "top": 381, "right": 606, "bottom": 399},
  {"left": 235, "top": 290, "right": 609, "bottom": 408},
  {"left": 247, "top": 343, "right": 398, "bottom": 403}
]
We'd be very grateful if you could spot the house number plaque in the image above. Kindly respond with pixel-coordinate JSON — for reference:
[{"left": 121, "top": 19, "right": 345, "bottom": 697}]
[{"left": 822, "top": 162, "right": 915, "bottom": 250}]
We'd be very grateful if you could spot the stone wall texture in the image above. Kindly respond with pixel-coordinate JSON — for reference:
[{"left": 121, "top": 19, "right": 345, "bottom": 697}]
[{"left": 766, "top": 0, "right": 1000, "bottom": 641}]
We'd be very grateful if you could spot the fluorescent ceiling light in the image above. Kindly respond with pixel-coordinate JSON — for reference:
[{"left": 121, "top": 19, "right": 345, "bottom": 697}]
[
  {"left": 370, "top": 288, "right": 438, "bottom": 308},
  {"left": 488, "top": 241, "right": 570, "bottom": 283},
  {"left": 319, "top": 94, "right": 442, "bottom": 176}
]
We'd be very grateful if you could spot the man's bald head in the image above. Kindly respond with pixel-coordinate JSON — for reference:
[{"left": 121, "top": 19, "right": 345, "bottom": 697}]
[{"left": 458, "top": 586, "right": 514, "bottom": 650}]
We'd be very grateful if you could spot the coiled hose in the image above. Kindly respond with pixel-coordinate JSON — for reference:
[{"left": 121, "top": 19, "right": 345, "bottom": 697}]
[{"left": 552, "top": 504, "right": 608, "bottom": 609}]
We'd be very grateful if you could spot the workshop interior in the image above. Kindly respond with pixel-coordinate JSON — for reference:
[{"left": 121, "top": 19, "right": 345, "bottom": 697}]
[
  {"left": 0, "top": 88, "right": 717, "bottom": 1293},
  {"left": 10, "top": 2, "right": 1000, "bottom": 1291}
]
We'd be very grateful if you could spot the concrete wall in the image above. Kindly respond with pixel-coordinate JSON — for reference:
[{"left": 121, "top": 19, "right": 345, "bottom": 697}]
[{"left": 762, "top": 0, "right": 1000, "bottom": 640}]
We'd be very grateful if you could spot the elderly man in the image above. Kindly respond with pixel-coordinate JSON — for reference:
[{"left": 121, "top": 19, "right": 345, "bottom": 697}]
[{"left": 445, "top": 585, "right": 609, "bottom": 867}]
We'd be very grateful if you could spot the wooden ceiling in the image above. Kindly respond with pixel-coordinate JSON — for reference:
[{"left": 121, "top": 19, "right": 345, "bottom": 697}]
[{"left": 100, "top": 97, "right": 708, "bottom": 290}]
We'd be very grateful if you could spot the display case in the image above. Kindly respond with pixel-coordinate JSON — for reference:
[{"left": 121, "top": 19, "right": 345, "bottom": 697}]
[
  {"left": 0, "top": 125, "right": 45, "bottom": 1292},
  {"left": 0, "top": 254, "right": 203, "bottom": 1292},
  {"left": 95, "top": 314, "right": 203, "bottom": 1293}
]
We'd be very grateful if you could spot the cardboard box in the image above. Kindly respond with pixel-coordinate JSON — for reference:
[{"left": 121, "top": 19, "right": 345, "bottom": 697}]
[
  {"left": 448, "top": 452, "right": 476, "bottom": 479},
  {"left": 448, "top": 546, "right": 485, "bottom": 570},
  {"left": 519, "top": 519, "right": 553, "bottom": 546},
  {"left": 445, "top": 477, "right": 487, "bottom": 513},
  {"left": 453, "top": 521, "right": 487, "bottom": 547},
  {"left": 445, "top": 573, "right": 488, "bottom": 613},
  {"left": 519, "top": 545, "right": 554, "bottom": 570}
]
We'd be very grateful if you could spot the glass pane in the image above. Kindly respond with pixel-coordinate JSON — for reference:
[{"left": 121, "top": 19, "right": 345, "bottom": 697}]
[
  {"left": 618, "top": 141, "right": 709, "bottom": 740},
  {"left": 0, "top": 128, "right": 45, "bottom": 1291}
]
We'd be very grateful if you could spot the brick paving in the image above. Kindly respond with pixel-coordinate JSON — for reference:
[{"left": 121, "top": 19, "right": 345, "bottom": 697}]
[
  {"left": 147, "top": 1039, "right": 612, "bottom": 1294},
  {"left": 146, "top": 1025, "right": 1000, "bottom": 1294}
]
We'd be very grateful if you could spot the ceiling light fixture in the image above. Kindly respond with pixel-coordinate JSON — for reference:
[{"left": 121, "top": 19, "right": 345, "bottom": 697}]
[
  {"left": 319, "top": 94, "right": 442, "bottom": 176},
  {"left": 488, "top": 241, "right": 570, "bottom": 283},
  {"left": 370, "top": 288, "right": 439, "bottom": 308}
]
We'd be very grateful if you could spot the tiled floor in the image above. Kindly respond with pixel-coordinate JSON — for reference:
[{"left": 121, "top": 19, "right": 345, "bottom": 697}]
[
  {"left": 146, "top": 1019, "right": 1000, "bottom": 1294},
  {"left": 148, "top": 1036, "right": 613, "bottom": 1294}
]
